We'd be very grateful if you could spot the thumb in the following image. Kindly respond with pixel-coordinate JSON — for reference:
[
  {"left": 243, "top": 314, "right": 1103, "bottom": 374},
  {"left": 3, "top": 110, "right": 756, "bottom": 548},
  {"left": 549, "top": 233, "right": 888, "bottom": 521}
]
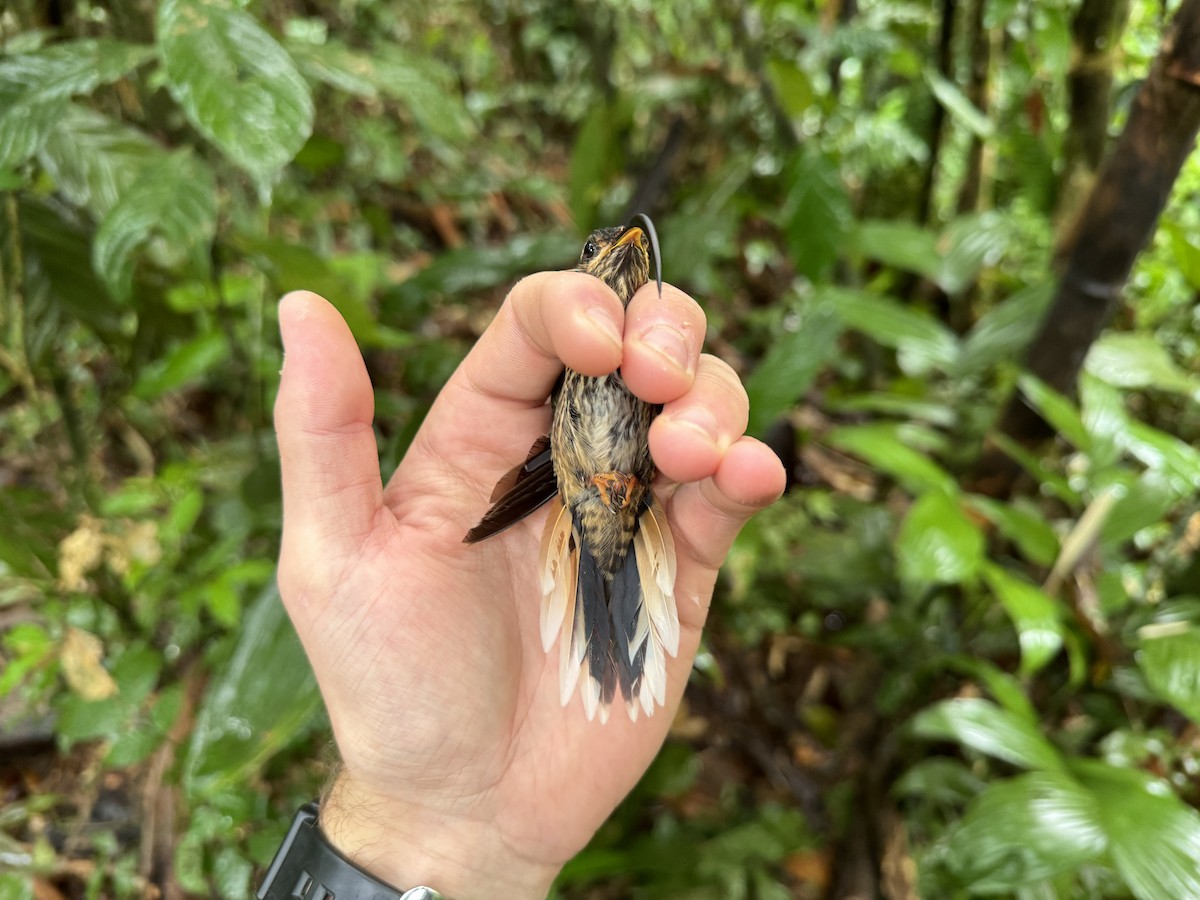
[{"left": 275, "top": 291, "right": 383, "bottom": 567}]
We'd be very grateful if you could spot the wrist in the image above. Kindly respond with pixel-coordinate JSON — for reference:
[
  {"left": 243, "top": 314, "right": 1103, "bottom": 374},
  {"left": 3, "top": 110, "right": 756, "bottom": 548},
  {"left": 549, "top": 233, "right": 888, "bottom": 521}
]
[{"left": 319, "top": 773, "right": 561, "bottom": 900}]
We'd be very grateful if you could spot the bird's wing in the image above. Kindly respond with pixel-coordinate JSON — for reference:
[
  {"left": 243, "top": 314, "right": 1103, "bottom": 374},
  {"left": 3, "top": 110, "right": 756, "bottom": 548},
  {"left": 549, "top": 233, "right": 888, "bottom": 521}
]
[{"left": 462, "top": 434, "right": 557, "bottom": 543}]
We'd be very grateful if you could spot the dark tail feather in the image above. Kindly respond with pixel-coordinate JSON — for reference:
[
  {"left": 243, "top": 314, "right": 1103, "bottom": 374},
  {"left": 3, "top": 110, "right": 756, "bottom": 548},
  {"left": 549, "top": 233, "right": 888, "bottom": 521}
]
[
  {"left": 610, "top": 546, "right": 645, "bottom": 713},
  {"left": 463, "top": 435, "right": 556, "bottom": 543},
  {"left": 574, "top": 524, "right": 614, "bottom": 719}
]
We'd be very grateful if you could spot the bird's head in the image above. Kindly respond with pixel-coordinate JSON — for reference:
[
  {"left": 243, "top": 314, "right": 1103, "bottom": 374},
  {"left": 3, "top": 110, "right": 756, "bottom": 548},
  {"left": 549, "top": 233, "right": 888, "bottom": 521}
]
[{"left": 576, "top": 214, "right": 662, "bottom": 305}]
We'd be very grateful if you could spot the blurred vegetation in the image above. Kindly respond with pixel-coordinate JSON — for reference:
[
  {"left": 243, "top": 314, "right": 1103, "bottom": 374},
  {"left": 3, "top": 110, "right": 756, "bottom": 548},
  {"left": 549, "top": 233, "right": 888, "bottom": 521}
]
[{"left": 2, "top": 0, "right": 1200, "bottom": 897}]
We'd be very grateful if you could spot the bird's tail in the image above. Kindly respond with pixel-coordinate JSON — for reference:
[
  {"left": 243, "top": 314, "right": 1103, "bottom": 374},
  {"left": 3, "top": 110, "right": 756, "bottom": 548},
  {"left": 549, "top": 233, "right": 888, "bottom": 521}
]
[{"left": 538, "top": 495, "right": 679, "bottom": 722}]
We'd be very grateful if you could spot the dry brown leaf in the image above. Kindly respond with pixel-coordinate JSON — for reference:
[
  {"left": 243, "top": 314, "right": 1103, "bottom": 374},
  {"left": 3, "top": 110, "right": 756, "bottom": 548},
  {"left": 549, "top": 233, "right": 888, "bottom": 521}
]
[
  {"left": 60, "top": 627, "right": 118, "bottom": 701},
  {"left": 58, "top": 517, "right": 104, "bottom": 591}
]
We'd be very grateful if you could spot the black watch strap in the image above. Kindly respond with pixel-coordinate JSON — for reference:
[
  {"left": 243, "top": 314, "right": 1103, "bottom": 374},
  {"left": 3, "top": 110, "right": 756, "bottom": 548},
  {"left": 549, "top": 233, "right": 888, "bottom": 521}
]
[{"left": 257, "top": 802, "right": 443, "bottom": 900}]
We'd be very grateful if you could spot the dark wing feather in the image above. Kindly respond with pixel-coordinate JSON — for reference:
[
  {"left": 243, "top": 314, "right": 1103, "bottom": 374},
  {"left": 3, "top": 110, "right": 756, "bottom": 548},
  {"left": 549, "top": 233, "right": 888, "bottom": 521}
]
[{"left": 463, "top": 435, "right": 557, "bottom": 543}]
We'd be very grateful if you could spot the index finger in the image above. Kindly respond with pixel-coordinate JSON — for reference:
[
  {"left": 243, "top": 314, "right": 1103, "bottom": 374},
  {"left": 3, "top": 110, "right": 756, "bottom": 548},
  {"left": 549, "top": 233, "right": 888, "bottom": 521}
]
[{"left": 451, "top": 270, "right": 625, "bottom": 408}]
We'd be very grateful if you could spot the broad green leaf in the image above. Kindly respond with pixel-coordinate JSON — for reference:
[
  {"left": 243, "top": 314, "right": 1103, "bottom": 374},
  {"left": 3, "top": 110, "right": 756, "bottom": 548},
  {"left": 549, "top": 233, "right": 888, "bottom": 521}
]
[
  {"left": 937, "top": 212, "right": 1010, "bottom": 295},
  {"left": 39, "top": 105, "right": 163, "bottom": 220},
  {"left": 1076, "top": 760, "right": 1200, "bottom": 900},
  {"left": 1017, "top": 375, "right": 1091, "bottom": 451},
  {"left": 958, "top": 284, "right": 1054, "bottom": 379},
  {"left": 924, "top": 66, "right": 994, "bottom": 138},
  {"left": 945, "top": 656, "right": 1039, "bottom": 724},
  {"left": 157, "top": 0, "right": 314, "bottom": 188},
  {"left": 829, "top": 287, "right": 959, "bottom": 375},
  {"left": 852, "top": 220, "right": 940, "bottom": 281},
  {"left": 981, "top": 563, "right": 1063, "bottom": 675},
  {"left": 1085, "top": 332, "right": 1199, "bottom": 397},
  {"left": 0, "top": 39, "right": 154, "bottom": 167},
  {"left": 568, "top": 99, "right": 621, "bottom": 230},
  {"left": 288, "top": 39, "right": 471, "bottom": 142},
  {"left": 1118, "top": 420, "right": 1200, "bottom": 495},
  {"left": 965, "top": 495, "right": 1059, "bottom": 567},
  {"left": 896, "top": 491, "right": 984, "bottom": 587},
  {"left": 911, "top": 697, "right": 1065, "bottom": 772},
  {"left": 942, "top": 772, "right": 1104, "bottom": 891},
  {"left": 1138, "top": 624, "right": 1200, "bottom": 726},
  {"left": 1165, "top": 221, "right": 1200, "bottom": 291},
  {"left": 0, "top": 39, "right": 153, "bottom": 100},
  {"left": 779, "top": 151, "right": 851, "bottom": 281},
  {"left": 1100, "top": 474, "right": 1176, "bottom": 545},
  {"left": 744, "top": 293, "right": 843, "bottom": 436},
  {"left": 134, "top": 331, "right": 230, "bottom": 400},
  {"left": 184, "top": 583, "right": 321, "bottom": 797},
  {"left": 827, "top": 424, "right": 957, "bottom": 495},
  {"left": 9, "top": 199, "right": 123, "bottom": 344},
  {"left": 893, "top": 758, "right": 985, "bottom": 804},
  {"left": 765, "top": 57, "right": 814, "bottom": 118},
  {"left": 1078, "top": 374, "right": 1126, "bottom": 470},
  {"left": 0, "top": 96, "right": 67, "bottom": 169},
  {"left": 93, "top": 150, "right": 217, "bottom": 302}
]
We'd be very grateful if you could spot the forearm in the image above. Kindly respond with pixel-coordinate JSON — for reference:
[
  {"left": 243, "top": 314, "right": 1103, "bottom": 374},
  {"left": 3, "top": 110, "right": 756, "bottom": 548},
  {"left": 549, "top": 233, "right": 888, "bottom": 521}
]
[{"left": 319, "top": 773, "right": 561, "bottom": 900}]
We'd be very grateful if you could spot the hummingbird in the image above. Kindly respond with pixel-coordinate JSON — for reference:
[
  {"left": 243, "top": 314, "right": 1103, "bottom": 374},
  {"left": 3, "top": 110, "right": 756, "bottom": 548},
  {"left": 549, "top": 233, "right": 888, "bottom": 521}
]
[{"left": 464, "top": 215, "right": 679, "bottom": 723}]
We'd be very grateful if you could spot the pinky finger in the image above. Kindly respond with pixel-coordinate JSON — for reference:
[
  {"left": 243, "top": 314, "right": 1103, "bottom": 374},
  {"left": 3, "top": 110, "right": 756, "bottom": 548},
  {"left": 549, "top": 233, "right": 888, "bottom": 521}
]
[{"left": 666, "top": 436, "right": 786, "bottom": 628}]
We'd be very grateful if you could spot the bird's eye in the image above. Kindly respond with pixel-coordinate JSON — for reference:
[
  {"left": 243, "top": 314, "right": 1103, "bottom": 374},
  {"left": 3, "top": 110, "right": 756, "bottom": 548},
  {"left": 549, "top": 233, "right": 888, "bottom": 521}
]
[{"left": 580, "top": 240, "right": 598, "bottom": 262}]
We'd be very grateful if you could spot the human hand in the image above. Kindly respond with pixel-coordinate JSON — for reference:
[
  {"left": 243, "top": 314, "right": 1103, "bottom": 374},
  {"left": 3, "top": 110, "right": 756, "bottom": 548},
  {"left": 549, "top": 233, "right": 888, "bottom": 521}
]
[{"left": 273, "top": 273, "right": 785, "bottom": 899}]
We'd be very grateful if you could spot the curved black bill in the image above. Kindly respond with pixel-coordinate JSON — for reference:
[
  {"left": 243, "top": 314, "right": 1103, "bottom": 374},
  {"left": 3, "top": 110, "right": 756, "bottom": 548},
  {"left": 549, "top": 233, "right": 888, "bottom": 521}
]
[{"left": 626, "top": 213, "right": 662, "bottom": 298}]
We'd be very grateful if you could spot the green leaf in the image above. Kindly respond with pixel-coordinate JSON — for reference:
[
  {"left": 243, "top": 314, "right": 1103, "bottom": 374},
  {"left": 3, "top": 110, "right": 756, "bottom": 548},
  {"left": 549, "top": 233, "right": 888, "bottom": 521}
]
[
  {"left": 911, "top": 697, "right": 1065, "bottom": 772},
  {"left": 981, "top": 563, "right": 1064, "bottom": 675},
  {"left": 157, "top": 0, "right": 314, "bottom": 189},
  {"left": 965, "top": 495, "right": 1059, "bottom": 567},
  {"left": 827, "top": 424, "right": 957, "bottom": 495},
  {"left": 1164, "top": 221, "right": 1200, "bottom": 291},
  {"left": 779, "top": 151, "right": 851, "bottom": 281},
  {"left": 830, "top": 287, "right": 959, "bottom": 375},
  {"left": 852, "top": 220, "right": 940, "bottom": 280},
  {"left": 937, "top": 212, "right": 1010, "bottom": 295},
  {"left": 1118, "top": 420, "right": 1200, "bottom": 496},
  {"left": 39, "top": 105, "right": 163, "bottom": 220},
  {"left": 1017, "top": 375, "right": 1091, "bottom": 451},
  {"left": 1138, "top": 624, "right": 1200, "bottom": 727},
  {"left": 744, "top": 291, "right": 844, "bottom": 436},
  {"left": 945, "top": 656, "right": 1039, "bottom": 724},
  {"left": 766, "top": 57, "right": 814, "bottom": 118},
  {"left": 1085, "top": 332, "right": 1199, "bottom": 397},
  {"left": 568, "top": 99, "right": 621, "bottom": 230},
  {"left": 896, "top": 491, "right": 984, "bottom": 587},
  {"left": 11, "top": 199, "right": 123, "bottom": 341},
  {"left": 93, "top": 150, "right": 217, "bottom": 302},
  {"left": 894, "top": 758, "right": 985, "bottom": 804},
  {"left": 134, "top": 331, "right": 230, "bottom": 400},
  {"left": 941, "top": 772, "right": 1104, "bottom": 890},
  {"left": 184, "top": 584, "right": 321, "bottom": 797},
  {"left": 957, "top": 284, "right": 1054, "bottom": 379},
  {"left": 924, "top": 66, "right": 994, "bottom": 138},
  {"left": 1076, "top": 760, "right": 1200, "bottom": 900},
  {"left": 288, "top": 39, "right": 471, "bottom": 143},
  {"left": 0, "top": 39, "right": 154, "bottom": 167}
]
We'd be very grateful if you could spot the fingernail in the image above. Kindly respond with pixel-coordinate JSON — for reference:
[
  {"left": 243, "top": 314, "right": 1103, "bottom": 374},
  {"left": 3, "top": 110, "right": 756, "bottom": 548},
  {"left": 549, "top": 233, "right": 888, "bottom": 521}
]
[
  {"left": 668, "top": 406, "right": 720, "bottom": 445},
  {"left": 584, "top": 306, "right": 623, "bottom": 349},
  {"left": 639, "top": 324, "right": 691, "bottom": 374}
]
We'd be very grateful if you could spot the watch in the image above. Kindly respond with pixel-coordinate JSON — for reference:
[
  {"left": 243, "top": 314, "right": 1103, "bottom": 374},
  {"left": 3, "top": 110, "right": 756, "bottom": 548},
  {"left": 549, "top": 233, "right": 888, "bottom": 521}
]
[{"left": 257, "top": 802, "right": 445, "bottom": 900}]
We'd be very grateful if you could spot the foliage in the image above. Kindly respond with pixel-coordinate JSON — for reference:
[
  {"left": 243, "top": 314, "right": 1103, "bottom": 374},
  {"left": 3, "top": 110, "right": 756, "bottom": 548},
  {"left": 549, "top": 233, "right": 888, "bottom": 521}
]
[{"left": 2, "top": 0, "right": 1200, "bottom": 897}]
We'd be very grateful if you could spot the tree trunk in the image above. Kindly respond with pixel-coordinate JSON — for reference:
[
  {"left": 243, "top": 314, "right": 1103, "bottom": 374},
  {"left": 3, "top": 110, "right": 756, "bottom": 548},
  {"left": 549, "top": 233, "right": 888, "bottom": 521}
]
[
  {"left": 995, "top": 0, "right": 1200, "bottom": 445},
  {"left": 917, "top": 0, "right": 957, "bottom": 224},
  {"left": 956, "top": 0, "right": 991, "bottom": 214},
  {"left": 1056, "top": 0, "right": 1131, "bottom": 228}
]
